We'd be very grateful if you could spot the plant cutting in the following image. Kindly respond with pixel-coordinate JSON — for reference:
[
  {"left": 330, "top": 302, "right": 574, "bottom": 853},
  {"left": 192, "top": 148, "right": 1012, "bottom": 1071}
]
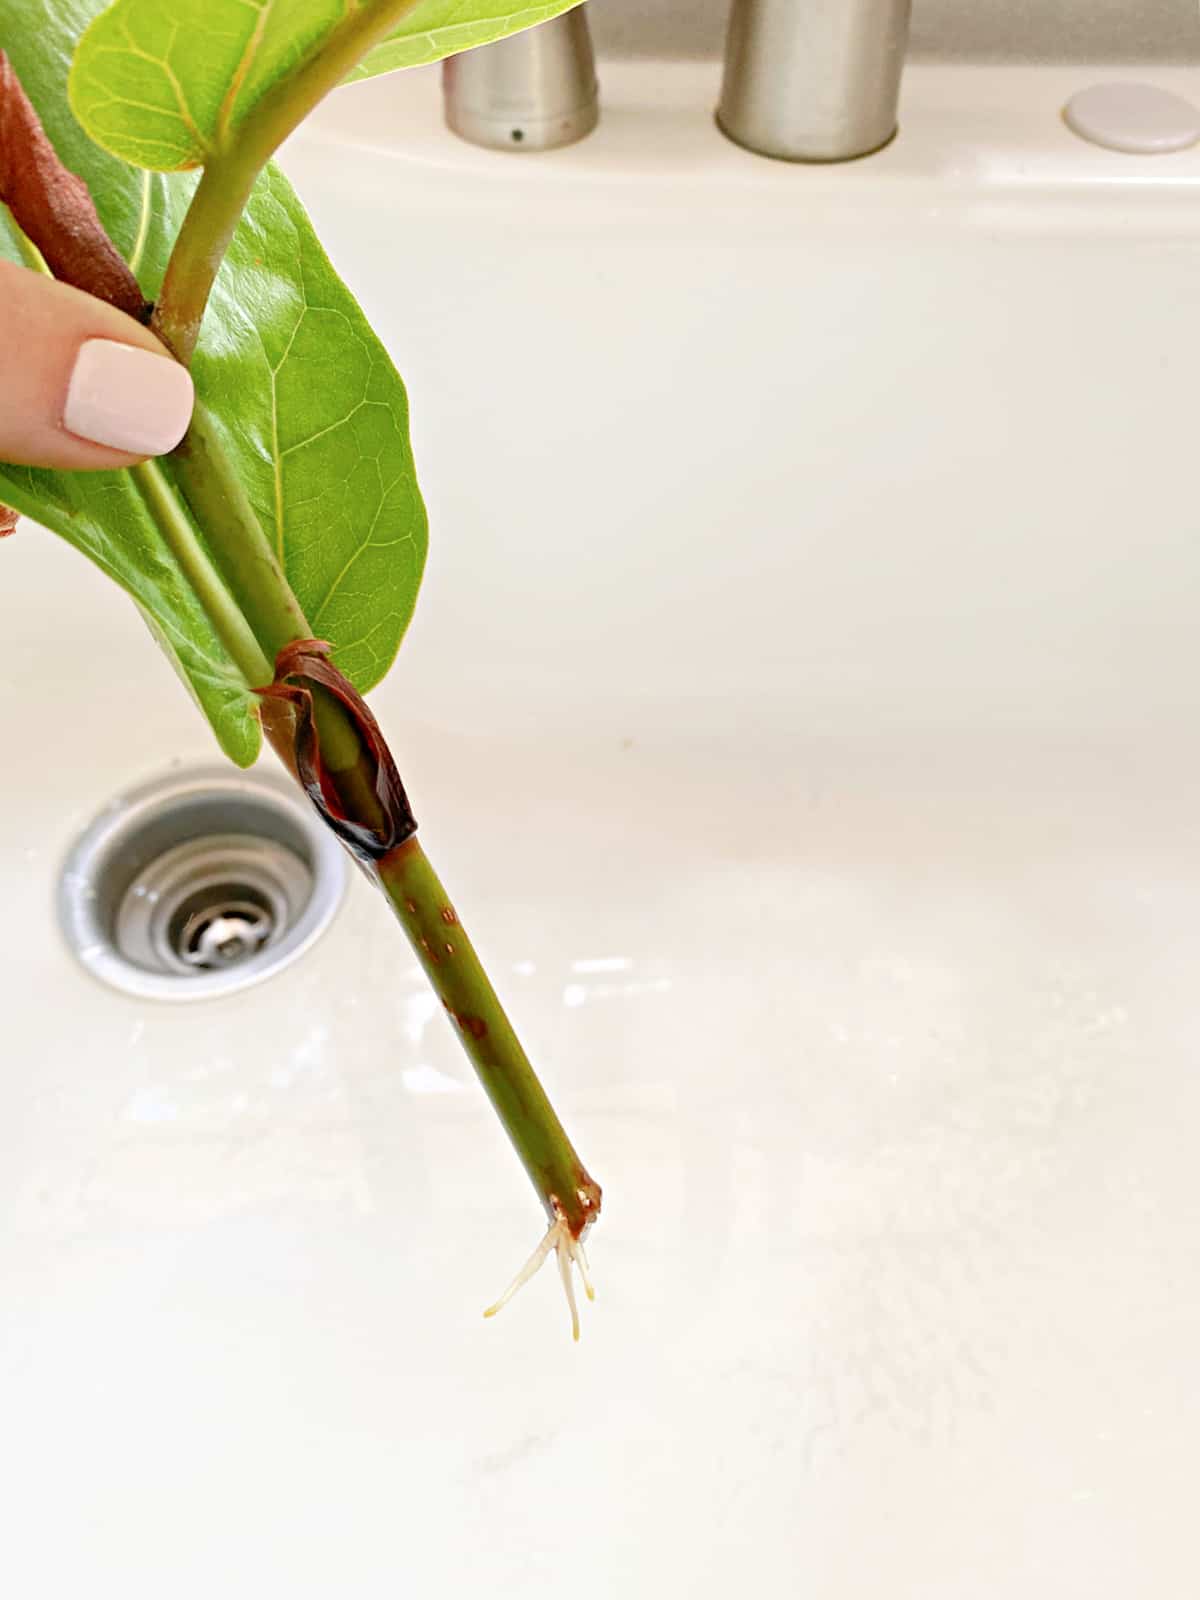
[{"left": 0, "top": 0, "right": 601, "bottom": 1338}]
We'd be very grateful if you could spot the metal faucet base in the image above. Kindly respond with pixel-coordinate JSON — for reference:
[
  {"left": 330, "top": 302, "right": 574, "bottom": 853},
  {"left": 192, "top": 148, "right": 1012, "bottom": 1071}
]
[
  {"left": 715, "top": 111, "right": 898, "bottom": 164},
  {"left": 717, "top": 0, "right": 911, "bottom": 164},
  {"left": 443, "top": 9, "right": 599, "bottom": 153},
  {"left": 445, "top": 97, "right": 599, "bottom": 153}
]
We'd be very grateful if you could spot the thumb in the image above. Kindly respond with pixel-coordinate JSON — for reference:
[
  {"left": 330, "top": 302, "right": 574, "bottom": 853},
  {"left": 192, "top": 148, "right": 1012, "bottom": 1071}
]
[{"left": 0, "top": 258, "right": 194, "bottom": 471}]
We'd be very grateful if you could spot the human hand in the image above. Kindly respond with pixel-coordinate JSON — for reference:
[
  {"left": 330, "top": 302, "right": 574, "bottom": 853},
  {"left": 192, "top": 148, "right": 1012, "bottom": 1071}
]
[{"left": 0, "top": 258, "right": 194, "bottom": 472}]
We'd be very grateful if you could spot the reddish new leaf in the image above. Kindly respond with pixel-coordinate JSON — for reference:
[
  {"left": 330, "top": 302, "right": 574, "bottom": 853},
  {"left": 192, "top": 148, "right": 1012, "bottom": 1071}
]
[
  {"left": 257, "top": 639, "right": 417, "bottom": 864},
  {"left": 0, "top": 49, "right": 147, "bottom": 319},
  {"left": 0, "top": 504, "right": 17, "bottom": 536}
]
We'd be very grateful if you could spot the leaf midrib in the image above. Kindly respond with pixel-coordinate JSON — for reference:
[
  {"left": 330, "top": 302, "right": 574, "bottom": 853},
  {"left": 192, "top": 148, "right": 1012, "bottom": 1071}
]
[{"left": 215, "top": 0, "right": 275, "bottom": 148}]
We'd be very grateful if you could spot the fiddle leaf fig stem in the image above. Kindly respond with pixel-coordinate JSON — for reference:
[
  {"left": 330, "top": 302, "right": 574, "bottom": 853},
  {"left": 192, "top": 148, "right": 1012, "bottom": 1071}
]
[
  {"left": 2, "top": 0, "right": 604, "bottom": 1333},
  {"left": 378, "top": 838, "right": 603, "bottom": 1242},
  {"left": 167, "top": 409, "right": 396, "bottom": 789},
  {"left": 378, "top": 838, "right": 602, "bottom": 1339},
  {"left": 253, "top": 637, "right": 603, "bottom": 1326}
]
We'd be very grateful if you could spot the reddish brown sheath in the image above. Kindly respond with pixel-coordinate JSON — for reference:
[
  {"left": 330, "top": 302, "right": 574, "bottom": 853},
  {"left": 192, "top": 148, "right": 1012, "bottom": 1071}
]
[{"left": 0, "top": 49, "right": 148, "bottom": 319}]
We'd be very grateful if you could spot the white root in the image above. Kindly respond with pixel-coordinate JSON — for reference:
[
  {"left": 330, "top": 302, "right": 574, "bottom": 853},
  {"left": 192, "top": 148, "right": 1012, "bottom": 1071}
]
[
  {"left": 483, "top": 1215, "right": 596, "bottom": 1341},
  {"left": 575, "top": 1240, "right": 596, "bottom": 1304}
]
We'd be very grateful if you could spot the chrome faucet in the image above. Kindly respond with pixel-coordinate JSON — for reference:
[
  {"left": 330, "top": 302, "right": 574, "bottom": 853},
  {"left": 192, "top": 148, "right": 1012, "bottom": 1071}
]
[
  {"left": 443, "top": 7, "right": 598, "bottom": 152},
  {"left": 441, "top": 0, "right": 908, "bottom": 165},
  {"left": 717, "top": 0, "right": 911, "bottom": 162}
]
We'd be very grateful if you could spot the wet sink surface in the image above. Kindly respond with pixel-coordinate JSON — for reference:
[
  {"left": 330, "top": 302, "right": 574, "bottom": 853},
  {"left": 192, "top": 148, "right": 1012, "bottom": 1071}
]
[{"left": 3, "top": 61, "right": 1200, "bottom": 1600}]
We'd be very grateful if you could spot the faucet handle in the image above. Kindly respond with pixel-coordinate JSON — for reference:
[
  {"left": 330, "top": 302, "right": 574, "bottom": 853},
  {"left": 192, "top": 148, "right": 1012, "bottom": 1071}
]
[
  {"left": 443, "top": 7, "right": 599, "bottom": 152},
  {"left": 718, "top": 0, "right": 911, "bottom": 162}
]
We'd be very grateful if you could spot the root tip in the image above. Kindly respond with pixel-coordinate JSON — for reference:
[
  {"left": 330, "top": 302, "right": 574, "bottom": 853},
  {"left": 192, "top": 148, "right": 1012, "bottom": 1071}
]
[{"left": 483, "top": 1215, "right": 597, "bottom": 1340}]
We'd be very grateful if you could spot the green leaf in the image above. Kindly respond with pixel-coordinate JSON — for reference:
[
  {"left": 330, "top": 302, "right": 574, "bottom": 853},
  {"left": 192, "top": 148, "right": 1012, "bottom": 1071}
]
[
  {"left": 68, "top": 0, "right": 359, "bottom": 171},
  {"left": 348, "top": 0, "right": 585, "bottom": 81},
  {"left": 67, "top": 0, "right": 585, "bottom": 173},
  {"left": 174, "top": 164, "right": 427, "bottom": 692},
  {"left": 1, "top": 0, "right": 427, "bottom": 757}
]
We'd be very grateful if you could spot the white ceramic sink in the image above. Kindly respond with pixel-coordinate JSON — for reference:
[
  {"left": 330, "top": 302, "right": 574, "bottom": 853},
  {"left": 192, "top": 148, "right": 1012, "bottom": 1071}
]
[{"left": 4, "top": 60, "right": 1200, "bottom": 1598}]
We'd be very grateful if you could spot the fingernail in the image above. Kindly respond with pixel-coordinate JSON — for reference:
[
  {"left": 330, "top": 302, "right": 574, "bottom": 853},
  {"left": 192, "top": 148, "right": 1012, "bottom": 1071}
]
[{"left": 63, "top": 339, "right": 194, "bottom": 456}]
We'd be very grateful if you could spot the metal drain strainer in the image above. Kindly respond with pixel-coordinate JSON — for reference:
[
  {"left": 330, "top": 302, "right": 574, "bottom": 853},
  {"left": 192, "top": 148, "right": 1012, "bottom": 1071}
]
[{"left": 58, "top": 766, "right": 347, "bottom": 999}]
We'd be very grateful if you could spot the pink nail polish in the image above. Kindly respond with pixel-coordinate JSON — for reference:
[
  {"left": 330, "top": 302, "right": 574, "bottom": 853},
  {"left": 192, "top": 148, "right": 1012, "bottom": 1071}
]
[{"left": 63, "top": 339, "right": 195, "bottom": 457}]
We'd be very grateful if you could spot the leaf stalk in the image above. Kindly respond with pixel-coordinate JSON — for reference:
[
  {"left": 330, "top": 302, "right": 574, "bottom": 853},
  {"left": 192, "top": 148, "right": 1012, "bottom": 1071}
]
[
  {"left": 129, "top": 458, "right": 271, "bottom": 684},
  {"left": 153, "top": 0, "right": 421, "bottom": 362}
]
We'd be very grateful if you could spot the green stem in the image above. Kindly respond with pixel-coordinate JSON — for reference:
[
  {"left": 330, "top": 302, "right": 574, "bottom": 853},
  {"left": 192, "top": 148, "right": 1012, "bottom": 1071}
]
[
  {"left": 378, "top": 838, "right": 602, "bottom": 1238},
  {"left": 133, "top": 449, "right": 599, "bottom": 1251},
  {"left": 135, "top": 0, "right": 599, "bottom": 1243},
  {"left": 169, "top": 403, "right": 308, "bottom": 663},
  {"left": 150, "top": 0, "right": 425, "bottom": 800},
  {"left": 153, "top": 0, "right": 420, "bottom": 363},
  {"left": 129, "top": 459, "right": 271, "bottom": 685},
  {"left": 168, "top": 405, "right": 384, "bottom": 809}
]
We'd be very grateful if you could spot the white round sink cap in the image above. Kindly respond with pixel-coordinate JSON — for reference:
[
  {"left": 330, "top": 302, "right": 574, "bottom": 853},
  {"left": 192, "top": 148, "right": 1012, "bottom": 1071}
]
[{"left": 1063, "top": 82, "right": 1200, "bottom": 154}]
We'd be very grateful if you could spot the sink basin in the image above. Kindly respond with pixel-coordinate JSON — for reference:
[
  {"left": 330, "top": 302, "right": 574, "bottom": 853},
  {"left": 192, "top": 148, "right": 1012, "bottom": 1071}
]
[{"left": 3, "top": 60, "right": 1200, "bottom": 1599}]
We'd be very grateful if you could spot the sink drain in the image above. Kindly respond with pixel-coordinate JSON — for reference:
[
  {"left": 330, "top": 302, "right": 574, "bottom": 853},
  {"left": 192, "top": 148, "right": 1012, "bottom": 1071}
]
[
  {"left": 59, "top": 766, "right": 347, "bottom": 999},
  {"left": 173, "top": 887, "right": 274, "bottom": 969}
]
